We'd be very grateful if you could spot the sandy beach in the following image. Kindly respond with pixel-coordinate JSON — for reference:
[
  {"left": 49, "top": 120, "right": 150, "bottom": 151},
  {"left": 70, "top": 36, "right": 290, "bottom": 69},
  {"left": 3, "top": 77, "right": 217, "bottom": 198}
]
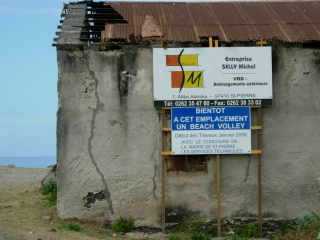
[
  {"left": 0, "top": 166, "right": 49, "bottom": 188},
  {"left": 0, "top": 166, "right": 111, "bottom": 240},
  {"left": 0, "top": 167, "right": 49, "bottom": 240}
]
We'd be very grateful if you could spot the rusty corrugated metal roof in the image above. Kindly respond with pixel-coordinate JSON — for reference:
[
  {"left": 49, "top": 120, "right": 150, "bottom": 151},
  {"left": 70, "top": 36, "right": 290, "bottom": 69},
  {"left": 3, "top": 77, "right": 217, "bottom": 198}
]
[{"left": 102, "top": 1, "right": 320, "bottom": 43}]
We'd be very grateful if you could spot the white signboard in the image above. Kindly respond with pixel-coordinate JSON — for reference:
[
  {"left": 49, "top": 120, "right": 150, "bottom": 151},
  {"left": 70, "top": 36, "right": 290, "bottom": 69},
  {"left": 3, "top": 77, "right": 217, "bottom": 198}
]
[
  {"left": 153, "top": 47, "right": 272, "bottom": 107},
  {"left": 171, "top": 107, "right": 251, "bottom": 155}
]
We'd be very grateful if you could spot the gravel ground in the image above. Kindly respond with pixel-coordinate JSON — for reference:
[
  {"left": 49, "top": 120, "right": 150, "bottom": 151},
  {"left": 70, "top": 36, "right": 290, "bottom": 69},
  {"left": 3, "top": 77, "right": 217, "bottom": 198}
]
[
  {"left": 0, "top": 166, "right": 112, "bottom": 240},
  {"left": 0, "top": 230, "right": 15, "bottom": 240},
  {"left": 0, "top": 166, "right": 49, "bottom": 188},
  {"left": 0, "top": 166, "right": 49, "bottom": 240}
]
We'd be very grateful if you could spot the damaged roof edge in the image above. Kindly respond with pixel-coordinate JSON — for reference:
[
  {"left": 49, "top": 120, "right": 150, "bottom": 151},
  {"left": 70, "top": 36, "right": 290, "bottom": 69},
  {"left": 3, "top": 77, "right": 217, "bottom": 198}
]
[
  {"left": 54, "top": 1, "right": 320, "bottom": 46},
  {"left": 54, "top": 1, "right": 127, "bottom": 45}
]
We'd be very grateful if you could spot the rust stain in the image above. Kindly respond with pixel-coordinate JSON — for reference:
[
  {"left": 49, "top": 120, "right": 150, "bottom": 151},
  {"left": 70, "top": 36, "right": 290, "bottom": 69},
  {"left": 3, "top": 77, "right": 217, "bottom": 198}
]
[{"left": 103, "top": 1, "right": 320, "bottom": 43}]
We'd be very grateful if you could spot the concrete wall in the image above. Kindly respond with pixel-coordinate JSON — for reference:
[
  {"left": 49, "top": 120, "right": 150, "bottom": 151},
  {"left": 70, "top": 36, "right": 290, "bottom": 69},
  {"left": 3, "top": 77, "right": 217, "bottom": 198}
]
[{"left": 56, "top": 46, "right": 320, "bottom": 226}]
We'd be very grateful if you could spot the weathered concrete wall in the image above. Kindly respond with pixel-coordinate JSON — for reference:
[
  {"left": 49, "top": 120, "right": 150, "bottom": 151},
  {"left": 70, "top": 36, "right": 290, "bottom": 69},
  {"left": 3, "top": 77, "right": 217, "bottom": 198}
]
[
  {"left": 56, "top": 46, "right": 320, "bottom": 225},
  {"left": 263, "top": 47, "right": 320, "bottom": 218},
  {"left": 57, "top": 47, "right": 161, "bottom": 225}
]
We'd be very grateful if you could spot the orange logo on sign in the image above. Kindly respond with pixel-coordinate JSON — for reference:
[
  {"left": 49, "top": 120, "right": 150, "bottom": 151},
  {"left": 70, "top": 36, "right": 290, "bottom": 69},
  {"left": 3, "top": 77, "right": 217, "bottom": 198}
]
[{"left": 166, "top": 49, "right": 204, "bottom": 92}]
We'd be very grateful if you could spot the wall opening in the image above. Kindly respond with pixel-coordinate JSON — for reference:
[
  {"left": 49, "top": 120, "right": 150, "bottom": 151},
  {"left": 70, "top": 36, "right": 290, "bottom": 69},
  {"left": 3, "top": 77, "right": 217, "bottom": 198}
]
[{"left": 167, "top": 156, "right": 208, "bottom": 172}]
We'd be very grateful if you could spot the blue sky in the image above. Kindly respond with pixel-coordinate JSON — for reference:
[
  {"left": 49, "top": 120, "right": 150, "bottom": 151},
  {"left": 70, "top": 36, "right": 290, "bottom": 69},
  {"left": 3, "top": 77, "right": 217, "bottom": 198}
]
[
  {"left": 0, "top": 0, "right": 244, "bottom": 158},
  {"left": 0, "top": 1, "right": 65, "bottom": 157}
]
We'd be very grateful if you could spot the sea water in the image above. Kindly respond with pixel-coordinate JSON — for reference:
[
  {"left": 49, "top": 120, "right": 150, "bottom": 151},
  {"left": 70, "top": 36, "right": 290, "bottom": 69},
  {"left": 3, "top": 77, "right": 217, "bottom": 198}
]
[{"left": 0, "top": 156, "right": 56, "bottom": 168}]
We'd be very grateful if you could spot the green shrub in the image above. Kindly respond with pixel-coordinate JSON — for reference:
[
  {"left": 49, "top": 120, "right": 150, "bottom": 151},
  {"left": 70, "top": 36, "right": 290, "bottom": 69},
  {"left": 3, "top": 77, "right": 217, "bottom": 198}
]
[
  {"left": 173, "top": 216, "right": 215, "bottom": 236},
  {"left": 277, "top": 221, "right": 297, "bottom": 235},
  {"left": 41, "top": 181, "right": 57, "bottom": 206},
  {"left": 61, "top": 223, "right": 82, "bottom": 232},
  {"left": 233, "top": 223, "right": 258, "bottom": 238},
  {"left": 226, "top": 235, "right": 249, "bottom": 240},
  {"left": 41, "top": 180, "right": 57, "bottom": 195},
  {"left": 295, "top": 212, "right": 320, "bottom": 230},
  {"left": 112, "top": 217, "right": 135, "bottom": 233},
  {"left": 168, "top": 234, "right": 182, "bottom": 240},
  {"left": 191, "top": 232, "right": 210, "bottom": 240},
  {"left": 271, "top": 213, "right": 320, "bottom": 240}
]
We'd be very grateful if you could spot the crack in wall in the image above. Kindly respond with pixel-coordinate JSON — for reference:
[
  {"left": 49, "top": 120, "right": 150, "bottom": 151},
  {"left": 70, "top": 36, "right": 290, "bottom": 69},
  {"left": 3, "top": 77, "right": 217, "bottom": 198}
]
[
  {"left": 151, "top": 113, "right": 162, "bottom": 200},
  {"left": 243, "top": 156, "right": 252, "bottom": 183},
  {"left": 87, "top": 53, "right": 114, "bottom": 215},
  {"left": 151, "top": 136, "right": 159, "bottom": 200},
  {"left": 152, "top": 164, "right": 158, "bottom": 200}
]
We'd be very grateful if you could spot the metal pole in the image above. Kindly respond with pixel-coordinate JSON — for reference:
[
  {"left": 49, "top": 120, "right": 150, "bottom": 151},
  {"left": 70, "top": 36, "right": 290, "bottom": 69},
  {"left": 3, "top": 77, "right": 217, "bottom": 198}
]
[
  {"left": 257, "top": 108, "right": 263, "bottom": 237},
  {"left": 216, "top": 154, "right": 222, "bottom": 237},
  {"left": 160, "top": 109, "right": 166, "bottom": 233},
  {"left": 161, "top": 157, "right": 166, "bottom": 232},
  {"left": 257, "top": 154, "right": 262, "bottom": 236},
  {"left": 209, "top": 36, "right": 222, "bottom": 237},
  {"left": 255, "top": 40, "right": 266, "bottom": 237}
]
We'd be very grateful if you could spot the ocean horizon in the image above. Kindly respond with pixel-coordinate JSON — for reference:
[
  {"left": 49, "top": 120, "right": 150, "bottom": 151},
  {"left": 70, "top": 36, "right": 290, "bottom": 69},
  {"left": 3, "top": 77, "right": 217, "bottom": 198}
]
[{"left": 0, "top": 156, "right": 56, "bottom": 168}]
